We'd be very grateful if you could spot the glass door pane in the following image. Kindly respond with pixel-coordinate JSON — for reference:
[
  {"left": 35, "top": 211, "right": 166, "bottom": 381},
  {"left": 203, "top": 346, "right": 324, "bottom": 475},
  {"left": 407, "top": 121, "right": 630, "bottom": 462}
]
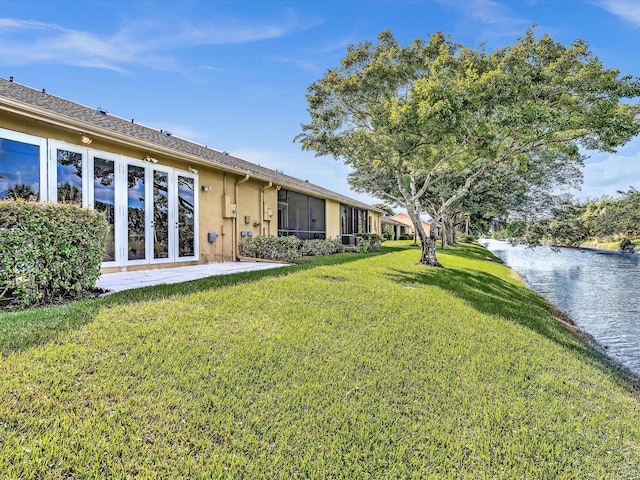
[
  {"left": 56, "top": 149, "right": 83, "bottom": 204},
  {"left": 94, "top": 157, "right": 116, "bottom": 262},
  {"left": 177, "top": 175, "right": 195, "bottom": 258},
  {"left": 0, "top": 137, "right": 40, "bottom": 201},
  {"left": 127, "top": 165, "right": 146, "bottom": 261},
  {"left": 153, "top": 169, "right": 170, "bottom": 259}
]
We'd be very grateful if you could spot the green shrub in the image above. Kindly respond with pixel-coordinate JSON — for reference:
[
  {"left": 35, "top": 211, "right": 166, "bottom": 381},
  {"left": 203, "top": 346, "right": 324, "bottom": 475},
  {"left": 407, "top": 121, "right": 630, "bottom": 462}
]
[
  {"left": 619, "top": 237, "right": 636, "bottom": 253},
  {"left": 382, "top": 226, "right": 395, "bottom": 240},
  {"left": 239, "top": 236, "right": 302, "bottom": 263},
  {"left": 0, "top": 201, "right": 108, "bottom": 309},
  {"left": 300, "top": 239, "right": 345, "bottom": 256},
  {"left": 459, "top": 233, "right": 478, "bottom": 243},
  {"left": 357, "top": 233, "right": 383, "bottom": 252}
]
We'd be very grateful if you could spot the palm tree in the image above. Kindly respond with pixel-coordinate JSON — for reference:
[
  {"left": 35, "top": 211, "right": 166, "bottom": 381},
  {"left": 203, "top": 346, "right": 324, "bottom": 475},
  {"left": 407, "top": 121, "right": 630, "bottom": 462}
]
[{"left": 5, "top": 183, "right": 38, "bottom": 201}]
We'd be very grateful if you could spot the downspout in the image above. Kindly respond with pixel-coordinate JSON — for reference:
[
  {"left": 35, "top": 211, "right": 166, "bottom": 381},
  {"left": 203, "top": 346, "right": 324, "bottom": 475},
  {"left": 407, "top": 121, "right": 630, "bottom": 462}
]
[
  {"left": 260, "top": 182, "right": 273, "bottom": 237},
  {"left": 234, "top": 174, "right": 250, "bottom": 260}
]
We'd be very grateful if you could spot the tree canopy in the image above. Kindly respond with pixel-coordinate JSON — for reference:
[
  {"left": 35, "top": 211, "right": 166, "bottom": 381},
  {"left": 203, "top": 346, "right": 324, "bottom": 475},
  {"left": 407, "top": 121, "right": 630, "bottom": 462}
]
[{"left": 296, "top": 28, "right": 640, "bottom": 266}]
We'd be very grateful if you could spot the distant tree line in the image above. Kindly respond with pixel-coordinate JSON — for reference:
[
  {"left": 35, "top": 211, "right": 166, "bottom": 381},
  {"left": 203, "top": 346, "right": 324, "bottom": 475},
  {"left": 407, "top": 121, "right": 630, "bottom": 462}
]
[{"left": 495, "top": 188, "right": 640, "bottom": 251}]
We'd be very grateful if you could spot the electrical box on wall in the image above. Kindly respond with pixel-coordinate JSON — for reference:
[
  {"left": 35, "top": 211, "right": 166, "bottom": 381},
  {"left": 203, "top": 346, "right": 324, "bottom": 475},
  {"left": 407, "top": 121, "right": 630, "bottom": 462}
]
[
  {"left": 222, "top": 195, "right": 237, "bottom": 218},
  {"left": 221, "top": 225, "right": 227, "bottom": 235},
  {"left": 208, "top": 232, "right": 217, "bottom": 243},
  {"left": 264, "top": 207, "right": 273, "bottom": 221},
  {"left": 244, "top": 215, "right": 251, "bottom": 224}
]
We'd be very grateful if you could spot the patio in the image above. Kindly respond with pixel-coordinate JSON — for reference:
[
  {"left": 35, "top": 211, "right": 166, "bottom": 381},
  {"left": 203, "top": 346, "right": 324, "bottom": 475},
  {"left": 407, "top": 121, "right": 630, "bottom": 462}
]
[{"left": 96, "top": 261, "right": 288, "bottom": 293}]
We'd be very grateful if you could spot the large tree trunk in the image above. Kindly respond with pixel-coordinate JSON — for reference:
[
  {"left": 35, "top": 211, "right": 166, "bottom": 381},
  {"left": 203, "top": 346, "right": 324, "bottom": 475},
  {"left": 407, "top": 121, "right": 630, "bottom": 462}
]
[
  {"left": 442, "top": 215, "right": 456, "bottom": 247},
  {"left": 406, "top": 205, "right": 441, "bottom": 267},
  {"left": 420, "top": 236, "right": 439, "bottom": 265}
]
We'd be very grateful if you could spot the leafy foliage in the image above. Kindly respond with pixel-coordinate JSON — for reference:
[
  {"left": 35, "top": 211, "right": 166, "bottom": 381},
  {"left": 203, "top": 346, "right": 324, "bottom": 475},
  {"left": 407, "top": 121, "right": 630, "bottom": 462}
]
[
  {"left": 240, "top": 236, "right": 348, "bottom": 262},
  {"left": 356, "top": 233, "right": 384, "bottom": 253},
  {"left": 297, "top": 29, "right": 640, "bottom": 266},
  {"left": 300, "top": 238, "right": 345, "bottom": 256},
  {"left": 500, "top": 188, "right": 640, "bottom": 250},
  {"left": 239, "top": 235, "right": 302, "bottom": 262},
  {"left": 0, "top": 200, "right": 108, "bottom": 309}
]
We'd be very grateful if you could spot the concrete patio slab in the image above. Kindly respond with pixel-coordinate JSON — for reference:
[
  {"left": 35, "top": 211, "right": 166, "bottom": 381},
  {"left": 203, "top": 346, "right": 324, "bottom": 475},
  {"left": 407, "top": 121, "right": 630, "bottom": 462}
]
[{"left": 96, "top": 261, "right": 288, "bottom": 293}]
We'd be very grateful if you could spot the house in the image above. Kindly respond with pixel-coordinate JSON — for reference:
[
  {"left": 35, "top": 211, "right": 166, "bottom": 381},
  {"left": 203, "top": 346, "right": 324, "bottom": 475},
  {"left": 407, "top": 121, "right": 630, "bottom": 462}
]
[
  {"left": 380, "top": 216, "right": 406, "bottom": 240},
  {"left": 0, "top": 77, "right": 383, "bottom": 272},
  {"left": 389, "top": 213, "right": 432, "bottom": 240}
]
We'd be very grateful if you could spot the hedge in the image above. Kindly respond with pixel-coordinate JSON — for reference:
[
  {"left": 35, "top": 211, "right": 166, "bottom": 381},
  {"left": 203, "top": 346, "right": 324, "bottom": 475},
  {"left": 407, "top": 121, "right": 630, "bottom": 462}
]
[
  {"left": 0, "top": 200, "right": 108, "bottom": 309},
  {"left": 239, "top": 236, "right": 347, "bottom": 263}
]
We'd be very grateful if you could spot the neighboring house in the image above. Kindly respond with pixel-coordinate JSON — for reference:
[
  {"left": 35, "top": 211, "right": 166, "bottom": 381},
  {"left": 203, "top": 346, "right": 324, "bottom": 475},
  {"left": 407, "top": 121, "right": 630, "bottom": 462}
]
[
  {"left": 390, "top": 213, "right": 432, "bottom": 239},
  {"left": 0, "top": 78, "right": 383, "bottom": 272},
  {"left": 381, "top": 216, "right": 407, "bottom": 240}
]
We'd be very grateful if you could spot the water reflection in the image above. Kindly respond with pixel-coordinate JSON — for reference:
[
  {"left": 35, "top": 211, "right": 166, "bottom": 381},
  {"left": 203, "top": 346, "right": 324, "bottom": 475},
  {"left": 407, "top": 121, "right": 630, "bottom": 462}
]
[{"left": 481, "top": 239, "right": 640, "bottom": 377}]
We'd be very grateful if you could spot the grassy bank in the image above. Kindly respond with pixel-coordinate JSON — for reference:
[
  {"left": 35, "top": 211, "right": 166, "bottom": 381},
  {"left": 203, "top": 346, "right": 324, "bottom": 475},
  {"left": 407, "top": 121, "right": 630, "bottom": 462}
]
[
  {"left": 1, "top": 242, "right": 639, "bottom": 478},
  {"left": 580, "top": 238, "right": 640, "bottom": 252}
]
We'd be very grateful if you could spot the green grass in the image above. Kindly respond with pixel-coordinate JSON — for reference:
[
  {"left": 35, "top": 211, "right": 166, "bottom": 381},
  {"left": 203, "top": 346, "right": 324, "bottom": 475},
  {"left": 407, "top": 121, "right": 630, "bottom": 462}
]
[{"left": 1, "top": 242, "right": 640, "bottom": 478}]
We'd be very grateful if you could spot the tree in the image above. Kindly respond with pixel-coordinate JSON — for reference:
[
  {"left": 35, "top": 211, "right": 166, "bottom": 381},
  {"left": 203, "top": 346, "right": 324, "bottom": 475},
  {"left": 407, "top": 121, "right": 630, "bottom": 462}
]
[
  {"left": 372, "top": 203, "right": 395, "bottom": 216},
  {"left": 5, "top": 183, "right": 38, "bottom": 201},
  {"left": 296, "top": 29, "right": 640, "bottom": 266}
]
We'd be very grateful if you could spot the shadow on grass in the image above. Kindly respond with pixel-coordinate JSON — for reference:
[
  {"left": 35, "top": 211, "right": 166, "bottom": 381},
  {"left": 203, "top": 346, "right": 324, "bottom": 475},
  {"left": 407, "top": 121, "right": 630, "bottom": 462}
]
[
  {"left": 386, "top": 263, "right": 640, "bottom": 391},
  {"left": 0, "top": 249, "right": 397, "bottom": 355},
  {"left": 437, "top": 242, "right": 505, "bottom": 264}
]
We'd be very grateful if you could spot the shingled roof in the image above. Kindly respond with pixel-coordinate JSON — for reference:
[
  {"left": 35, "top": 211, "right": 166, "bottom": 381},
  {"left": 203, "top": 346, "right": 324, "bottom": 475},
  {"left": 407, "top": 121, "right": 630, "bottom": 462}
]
[{"left": 0, "top": 77, "right": 380, "bottom": 212}]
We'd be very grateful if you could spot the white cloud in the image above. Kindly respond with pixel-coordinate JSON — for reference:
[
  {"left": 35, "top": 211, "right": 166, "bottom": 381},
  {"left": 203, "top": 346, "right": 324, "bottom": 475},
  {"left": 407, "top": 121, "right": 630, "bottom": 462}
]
[
  {"left": 575, "top": 136, "right": 640, "bottom": 199},
  {"left": 0, "top": 12, "right": 315, "bottom": 73},
  {"left": 436, "top": 0, "right": 530, "bottom": 35},
  {"left": 595, "top": 0, "right": 640, "bottom": 27},
  {"left": 268, "top": 54, "right": 320, "bottom": 73}
]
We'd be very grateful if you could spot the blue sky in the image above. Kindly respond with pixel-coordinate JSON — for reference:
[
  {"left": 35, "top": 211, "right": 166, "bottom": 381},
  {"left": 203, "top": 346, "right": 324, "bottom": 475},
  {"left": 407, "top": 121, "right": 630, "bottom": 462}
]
[{"left": 1, "top": 0, "right": 640, "bottom": 208}]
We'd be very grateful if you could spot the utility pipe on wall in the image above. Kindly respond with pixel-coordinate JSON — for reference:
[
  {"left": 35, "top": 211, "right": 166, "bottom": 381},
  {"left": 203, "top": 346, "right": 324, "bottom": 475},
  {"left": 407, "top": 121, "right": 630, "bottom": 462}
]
[
  {"left": 234, "top": 174, "right": 250, "bottom": 260},
  {"left": 260, "top": 181, "right": 273, "bottom": 237}
]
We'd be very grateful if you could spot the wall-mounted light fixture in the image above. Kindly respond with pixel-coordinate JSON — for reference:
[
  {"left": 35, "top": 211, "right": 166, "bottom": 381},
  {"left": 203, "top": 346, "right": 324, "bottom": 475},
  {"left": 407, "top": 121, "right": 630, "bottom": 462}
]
[
  {"left": 201, "top": 185, "right": 212, "bottom": 192},
  {"left": 143, "top": 156, "right": 158, "bottom": 164},
  {"left": 80, "top": 133, "right": 93, "bottom": 145},
  {"left": 276, "top": 185, "right": 282, "bottom": 191},
  {"left": 188, "top": 166, "right": 199, "bottom": 174}
]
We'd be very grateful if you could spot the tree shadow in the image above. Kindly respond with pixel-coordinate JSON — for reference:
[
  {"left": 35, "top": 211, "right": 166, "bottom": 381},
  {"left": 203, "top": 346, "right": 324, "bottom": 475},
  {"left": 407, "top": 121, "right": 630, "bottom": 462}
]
[
  {"left": 384, "top": 264, "right": 640, "bottom": 392},
  {"left": 437, "top": 242, "right": 505, "bottom": 264}
]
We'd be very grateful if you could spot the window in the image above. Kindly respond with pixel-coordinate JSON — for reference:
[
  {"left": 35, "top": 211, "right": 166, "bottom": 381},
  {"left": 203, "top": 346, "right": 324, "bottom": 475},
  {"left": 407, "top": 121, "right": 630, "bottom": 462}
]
[
  {"left": 0, "top": 130, "right": 46, "bottom": 201},
  {"left": 56, "top": 149, "right": 83, "bottom": 204},
  {"left": 340, "top": 204, "right": 369, "bottom": 235},
  {"left": 93, "top": 156, "right": 116, "bottom": 262},
  {"left": 277, "top": 189, "right": 326, "bottom": 239},
  {"left": 0, "top": 128, "right": 199, "bottom": 267}
]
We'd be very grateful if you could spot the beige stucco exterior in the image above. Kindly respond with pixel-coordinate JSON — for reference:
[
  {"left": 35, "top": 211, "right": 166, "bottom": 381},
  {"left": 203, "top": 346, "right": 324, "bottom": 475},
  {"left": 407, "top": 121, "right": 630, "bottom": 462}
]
[{"left": 0, "top": 81, "right": 383, "bottom": 273}]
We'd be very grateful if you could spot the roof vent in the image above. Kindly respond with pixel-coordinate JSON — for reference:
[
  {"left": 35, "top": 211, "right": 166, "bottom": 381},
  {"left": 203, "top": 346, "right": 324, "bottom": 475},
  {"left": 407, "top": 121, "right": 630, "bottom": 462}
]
[
  {"left": 96, "top": 107, "right": 108, "bottom": 116},
  {"left": 162, "top": 130, "right": 172, "bottom": 137},
  {"left": 222, "top": 151, "right": 229, "bottom": 156},
  {"left": 9, "top": 76, "right": 13, "bottom": 82}
]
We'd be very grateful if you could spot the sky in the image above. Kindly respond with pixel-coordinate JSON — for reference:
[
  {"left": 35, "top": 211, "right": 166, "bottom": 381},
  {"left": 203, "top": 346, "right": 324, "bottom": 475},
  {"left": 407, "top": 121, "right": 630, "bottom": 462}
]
[{"left": 1, "top": 0, "right": 640, "bottom": 208}]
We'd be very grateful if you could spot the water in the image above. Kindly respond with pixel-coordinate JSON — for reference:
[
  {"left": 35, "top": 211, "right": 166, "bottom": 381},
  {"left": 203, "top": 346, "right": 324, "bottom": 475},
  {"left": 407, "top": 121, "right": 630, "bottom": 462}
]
[{"left": 480, "top": 239, "right": 640, "bottom": 378}]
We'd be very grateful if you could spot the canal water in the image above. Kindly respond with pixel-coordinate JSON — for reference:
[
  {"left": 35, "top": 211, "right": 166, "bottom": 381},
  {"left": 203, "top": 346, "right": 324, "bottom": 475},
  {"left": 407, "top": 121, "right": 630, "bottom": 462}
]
[{"left": 480, "top": 239, "right": 640, "bottom": 378}]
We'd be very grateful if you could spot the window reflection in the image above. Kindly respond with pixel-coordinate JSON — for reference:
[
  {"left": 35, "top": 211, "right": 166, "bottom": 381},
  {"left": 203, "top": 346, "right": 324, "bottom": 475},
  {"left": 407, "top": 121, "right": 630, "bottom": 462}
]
[
  {"left": 177, "top": 175, "right": 195, "bottom": 257},
  {"left": 94, "top": 157, "right": 115, "bottom": 262},
  {"left": 127, "top": 165, "right": 146, "bottom": 260},
  {"left": 0, "top": 138, "right": 40, "bottom": 201},
  {"left": 153, "top": 171, "right": 169, "bottom": 259},
  {"left": 57, "top": 149, "right": 82, "bottom": 204}
]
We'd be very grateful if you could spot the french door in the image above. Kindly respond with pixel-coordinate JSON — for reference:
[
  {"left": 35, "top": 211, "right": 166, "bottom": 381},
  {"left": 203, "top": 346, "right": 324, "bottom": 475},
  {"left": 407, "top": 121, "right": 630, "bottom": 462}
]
[{"left": 89, "top": 153, "right": 197, "bottom": 267}]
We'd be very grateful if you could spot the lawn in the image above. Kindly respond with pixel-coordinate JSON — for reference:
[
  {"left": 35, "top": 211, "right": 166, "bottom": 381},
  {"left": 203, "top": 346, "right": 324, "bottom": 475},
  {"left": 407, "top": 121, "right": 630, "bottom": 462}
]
[{"left": 1, "top": 242, "right": 639, "bottom": 478}]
